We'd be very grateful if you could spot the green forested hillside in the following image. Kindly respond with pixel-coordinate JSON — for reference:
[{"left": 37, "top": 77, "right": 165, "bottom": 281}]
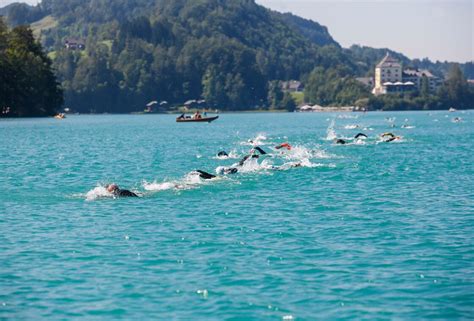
[
  {"left": 2, "top": 0, "right": 356, "bottom": 113},
  {"left": 1, "top": 0, "right": 472, "bottom": 113},
  {"left": 0, "top": 17, "right": 63, "bottom": 117},
  {"left": 278, "top": 12, "right": 340, "bottom": 48}
]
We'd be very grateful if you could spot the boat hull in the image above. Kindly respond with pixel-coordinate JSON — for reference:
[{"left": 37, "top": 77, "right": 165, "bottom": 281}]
[{"left": 176, "top": 116, "right": 219, "bottom": 123}]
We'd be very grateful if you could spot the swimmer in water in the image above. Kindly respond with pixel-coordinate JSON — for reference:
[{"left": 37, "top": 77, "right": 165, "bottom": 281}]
[
  {"left": 334, "top": 138, "right": 346, "bottom": 144},
  {"left": 217, "top": 151, "right": 262, "bottom": 175},
  {"left": 251, "top": 146, "right": 267, "bottom": 155},
  {"left": 275, "top": 142, "right": 292, "bottom": 150},
  {"left": 354, "top": 133, "right": 367, "bottom": 139},
  {"left": 238, "top": 154, "right": 260, "bottom": 166},
  {"left": 380, "top": 132, "right": 400, "bottom": 142},
  {"left": 271, "top": 162, "right": 303, "bottom": 170},
  {"left": 218, "top": 147, "right": 266, "bottom": 159},
  {"left": 194, "top": 170, "right": 217, "bottom": 180},
  {"left": 106, "top": 184, "right": 139, "bottom": 197}
]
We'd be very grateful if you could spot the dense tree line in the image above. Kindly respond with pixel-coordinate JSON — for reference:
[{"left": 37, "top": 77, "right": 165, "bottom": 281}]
[
  {"left": 2, "top": 0, "right": 357, "bottom": 113},
  {"left": 1, "top": 0, "right": 472, "bottom": 113},
  {"left": 304, "top": 66, "right": 370, "bottom": 106},
  {"left": 0, "top": 17, "right": 63, "bottom": 117}
]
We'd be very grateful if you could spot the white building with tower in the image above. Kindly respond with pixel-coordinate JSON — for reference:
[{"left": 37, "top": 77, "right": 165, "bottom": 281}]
[
  {"left": 371, "top": 53, "right": 442, "bottom": 95},
  {"left": 373, "top": 53, "right": 403, "bottom": 95}
]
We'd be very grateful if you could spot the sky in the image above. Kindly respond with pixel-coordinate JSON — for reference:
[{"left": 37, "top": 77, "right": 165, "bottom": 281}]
[
  {"left": 1, "top": 0, "right": 472, "bottom": 62},
  {"left": 256, "top": 0, "right": 473, "bottom": 62}
]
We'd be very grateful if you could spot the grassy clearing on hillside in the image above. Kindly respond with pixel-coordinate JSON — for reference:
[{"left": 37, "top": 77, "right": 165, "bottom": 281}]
[
  {"left": 31, "top": 15, "right": 58, "bottom": 38},
  {"left": 291, "top": 91, "right": 305, "bottom": 106}
]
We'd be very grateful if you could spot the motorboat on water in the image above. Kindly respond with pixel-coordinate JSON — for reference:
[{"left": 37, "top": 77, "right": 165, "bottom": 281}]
[{"left": 176, "top": 113, "right": 219, "bottom": 123}]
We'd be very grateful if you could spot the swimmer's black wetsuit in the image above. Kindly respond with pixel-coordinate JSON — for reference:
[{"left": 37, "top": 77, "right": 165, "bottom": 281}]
[
  {"left": 115, "top": 189, "right": 138, "bottom": 197},
  {"left": 335, "top": 139, "right": 346, "bottom": 144},
  {"left": 253, "top": 147, "right": 267, "bottom": 155},
  {"left": 217, "top": 151, "right": 229, "bottom": 157},
  {"left": 354, "top": 133, "right": 367, "bottom": 139},
  {"left": 238, "top": 154, "right": 259, "bottom": 166},
  {"left": 217, "top": 154, "right": 260, "bottom": 175},
  {"left": 223, "top": 167, "right": 238, "bottom": 174},
  {"left": 195, "top": 170, "right": 216, "bottom": 180}
]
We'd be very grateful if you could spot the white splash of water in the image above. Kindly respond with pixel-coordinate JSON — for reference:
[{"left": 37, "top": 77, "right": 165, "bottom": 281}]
[
  {"left": 276, "top": 144, "right": 337, "bottom": 160},
  {"left": 353, "top": 139, "right": 367, "bottom": 145},
  {"left": 144, "top": 171, "right": 225, "bottom": 192},
  {"left": 143, "top": 181, "right": 177, "bottom": 191},
  {"left": 326, "top": 119, "right": 337, "bottom": 141},
  {"left": 241, "top": 133, "right": 269, "bottom": 146},
  {"left": 344, "top": 124, "right": 359, "bottom": 129},
  {"left": 238, "top": 156, "right": 271, "bottom": 173},
  {"left": 282, "top": 145, "right": 313, "bottom": 160},
  {"left": 376, "top": 136, "right": 405, "bottom": 144},
  {"left": 275, "top": 159, "right": 335, "bottom": 170},
  {"left": 85, "top": 185, "right": 113, "bottom": 201}
]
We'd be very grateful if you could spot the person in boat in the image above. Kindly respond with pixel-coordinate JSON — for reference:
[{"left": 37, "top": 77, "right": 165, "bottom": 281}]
[
  {"left": 106, "top": 184, "right": 139, "bottom": 197},
  {"left": 193, "top": 110, "right": 202, "bottom": 119},
  {"left": 177, "top": 113, "right": 185, "bottom": 119}
]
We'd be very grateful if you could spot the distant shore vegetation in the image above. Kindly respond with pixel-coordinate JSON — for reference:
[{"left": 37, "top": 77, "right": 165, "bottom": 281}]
[
  {"left": 0, "top": 17, "right": 63, "bottom": 117},
  {"left": 1, "top": 0, "right": 473, "bottom": 116}
]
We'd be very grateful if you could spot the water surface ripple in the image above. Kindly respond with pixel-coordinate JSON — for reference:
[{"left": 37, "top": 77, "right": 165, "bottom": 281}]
[{"left": 1, "top": 112, "right": 473, "bottom": 320}]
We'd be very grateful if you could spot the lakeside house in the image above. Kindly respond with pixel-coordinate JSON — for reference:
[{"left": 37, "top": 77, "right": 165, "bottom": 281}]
[
  {"left": 281, "top": 80, "right": 304, "bottom": 92},
  {"left": 183, "top": 99, "right": 207, "bottom": 109},
  {"left": 368, "top": 53, "right": 442, "bottom": 95},
  {"left": 403, "top": 68, "right": 443, "bottom": 92},
  {"left": 64, "top": 38, "right": 85, "bottom": 50}
]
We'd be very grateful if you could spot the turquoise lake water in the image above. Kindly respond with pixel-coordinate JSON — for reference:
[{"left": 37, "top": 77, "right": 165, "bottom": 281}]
[{"left": 1, "top": 111, "right": 473, "bottom": 320}]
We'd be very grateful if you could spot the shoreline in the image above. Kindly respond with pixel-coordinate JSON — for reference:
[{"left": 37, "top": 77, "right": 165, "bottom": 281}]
[{"left": 1, "top": 108, "right": 471, "bottom": 119}]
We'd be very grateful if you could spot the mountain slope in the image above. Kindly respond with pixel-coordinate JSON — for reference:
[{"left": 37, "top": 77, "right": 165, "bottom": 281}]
[
  {"left": 278, "top": 12, "right": 339, "bottom": 48},
  {"left": 2, "top": 0, "right": 470, "bottom": 112},
  {"left": 2, "top": 0, "right": 354, "bottom": 112}
]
